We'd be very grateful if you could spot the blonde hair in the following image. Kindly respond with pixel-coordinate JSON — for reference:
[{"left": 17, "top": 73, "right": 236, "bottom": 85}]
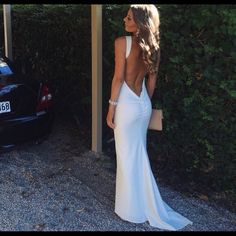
[{"left": 130, "top": 4, "right": 160, "bottom": 74}]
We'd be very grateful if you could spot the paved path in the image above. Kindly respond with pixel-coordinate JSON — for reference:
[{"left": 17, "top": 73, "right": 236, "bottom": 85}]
[{"left": 0, "top": 118, "right": 235, "bottom": 231}]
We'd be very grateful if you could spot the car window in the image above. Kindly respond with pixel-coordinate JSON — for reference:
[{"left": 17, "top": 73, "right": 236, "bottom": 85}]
[{"left": 0, "top": 60, "right": 13, "bottom": 75}]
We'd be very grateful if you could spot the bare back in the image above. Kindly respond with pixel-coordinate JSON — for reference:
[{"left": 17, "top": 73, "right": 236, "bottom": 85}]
[{"left": 125, "top": 36, "right": 147, "bottom": 97}]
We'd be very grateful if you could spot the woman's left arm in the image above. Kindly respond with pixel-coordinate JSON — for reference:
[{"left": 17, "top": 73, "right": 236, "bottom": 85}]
[{"left": 106, "top": 37, "right": 126, "bottom": 129}]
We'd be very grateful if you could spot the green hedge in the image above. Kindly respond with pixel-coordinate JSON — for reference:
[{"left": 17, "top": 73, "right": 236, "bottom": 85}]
[
  {"left": 103, "top": 4, "right": 236, "bottom": 204},
  {"left": 155, "top": 5, "right": 236, "bottom": 193},
  {"left": 0, "top": 4, "right": 235, "bottom": 206},
  {"left": 1, "top": 4, "right": 92, "bottom": 125}
]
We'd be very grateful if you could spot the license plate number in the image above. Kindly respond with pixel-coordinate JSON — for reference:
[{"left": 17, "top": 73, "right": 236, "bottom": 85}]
[{"left": 0, "top": 101, "right": 11, "bottom": 114}]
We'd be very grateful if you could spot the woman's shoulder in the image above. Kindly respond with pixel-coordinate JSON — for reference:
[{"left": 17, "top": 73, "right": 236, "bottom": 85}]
[
  {"left": 113, "top": 36, "right": 126, "bottom": 52},
  {"left": 114, "top": 36, "right": 131, "bottom": 49},
  {"left": 114, "top": 36, "right": 126, "bottom": 44}
]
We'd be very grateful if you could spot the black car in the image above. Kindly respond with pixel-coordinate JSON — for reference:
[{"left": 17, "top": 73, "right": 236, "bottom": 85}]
[{"left": 0, "top": 56, "right": 54, "bottom": 151}]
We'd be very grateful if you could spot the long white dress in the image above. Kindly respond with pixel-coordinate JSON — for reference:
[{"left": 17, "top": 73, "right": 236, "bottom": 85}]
[{"left": 113, "top": 36, "right": 193, "bottom": 230}]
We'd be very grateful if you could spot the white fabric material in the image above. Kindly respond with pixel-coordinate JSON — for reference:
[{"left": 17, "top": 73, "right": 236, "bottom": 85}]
[
  {"left": 113, "top": 36, "right": 193, "bottom": 231},
  {"left": 125, "top": 36, "right": 132, "bottom": 58}
]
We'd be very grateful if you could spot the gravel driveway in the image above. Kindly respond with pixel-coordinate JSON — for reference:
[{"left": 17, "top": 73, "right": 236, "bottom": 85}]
[{"left": 0, "top": 117, "right": 235, "bottom": 231}]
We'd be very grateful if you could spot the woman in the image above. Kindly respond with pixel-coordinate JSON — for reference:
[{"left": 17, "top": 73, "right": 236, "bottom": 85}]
[{"left": 106, "top": 4, "right": 192, "bottom": 230}]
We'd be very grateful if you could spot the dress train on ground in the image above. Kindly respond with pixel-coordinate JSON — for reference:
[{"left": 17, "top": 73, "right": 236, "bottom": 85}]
[{"left": 114, "top": 76, "right": 192, "bottom": 231}]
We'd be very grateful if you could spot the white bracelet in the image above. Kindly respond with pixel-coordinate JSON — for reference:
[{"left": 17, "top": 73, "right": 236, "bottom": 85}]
[{"left": 109, "top": 99, "right": 118, "bottom": 106}]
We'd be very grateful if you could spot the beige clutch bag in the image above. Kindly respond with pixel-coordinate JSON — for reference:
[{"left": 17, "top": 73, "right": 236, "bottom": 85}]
[{"left": 148, "top": 109, "right": 163, "bottom": 131}]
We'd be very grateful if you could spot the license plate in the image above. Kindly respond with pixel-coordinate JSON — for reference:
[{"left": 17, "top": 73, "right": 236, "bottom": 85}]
[{"left": 0, "top": 101, "right": 11, "bottom": 114}]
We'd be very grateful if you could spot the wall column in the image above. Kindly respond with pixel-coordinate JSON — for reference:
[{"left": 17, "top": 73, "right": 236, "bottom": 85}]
[
  {"left": 3, "top": 4, "right": 13, "bottom": 60},
  {"left": 91, "top": 5, "right": 102, "bottom": 153}
]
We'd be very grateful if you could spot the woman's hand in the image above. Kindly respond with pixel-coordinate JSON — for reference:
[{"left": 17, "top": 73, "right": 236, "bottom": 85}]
[{"left": 106, "top": 106, "right": 116, "bottom": 129}]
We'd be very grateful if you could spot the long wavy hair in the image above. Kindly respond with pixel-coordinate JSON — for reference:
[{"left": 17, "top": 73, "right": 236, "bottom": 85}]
[{"left": 130, "top": 4, "right": 160, "bottom": 74}]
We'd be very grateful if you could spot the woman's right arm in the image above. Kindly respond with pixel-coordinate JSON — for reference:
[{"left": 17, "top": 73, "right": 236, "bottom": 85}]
[
  {"left": 106, "top": 37, "right": 126, "bottom": 129},
  {"left": 146, "top": 49, "right": 161, "bottom": 99},
  {"left": 146, "top": 72, "right": 157, "bottom": 99}
]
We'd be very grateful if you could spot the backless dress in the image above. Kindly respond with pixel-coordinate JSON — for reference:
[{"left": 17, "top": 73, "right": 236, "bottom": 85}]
[{"left": 113, "top": 36, "right": 193, "bottom": 230}]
